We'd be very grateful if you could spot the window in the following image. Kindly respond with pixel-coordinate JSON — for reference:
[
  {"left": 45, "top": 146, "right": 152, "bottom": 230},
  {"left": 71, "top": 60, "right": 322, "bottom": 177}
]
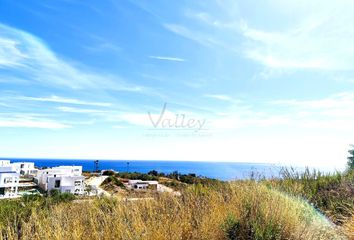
[
  {"left": 74, "top": 181, "right": 81, "bottom": 186},
  {"left": 20, "top": 164, "right": 24, "bottom": 168},
  {"left": 55, "top": 180, "right": 61, "bottom": 188},
  {"left": 4, "top": 178, "right": 12, "bottom": 184}
]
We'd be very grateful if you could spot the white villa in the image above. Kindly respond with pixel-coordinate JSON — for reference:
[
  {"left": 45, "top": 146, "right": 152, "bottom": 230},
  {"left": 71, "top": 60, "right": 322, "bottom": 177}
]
[
  {"left": 0, "top": 165, "right": 20, "bottom": 198},
  {"left": 35, "top": 166, "right": 85, "bottom": 195},
  {"left": 0, "top": 160, "right": 37, "bottom": 199},
  {"left": 11, "top": 162, "right": 37, "bottom": 177},
  {"left": 128, "top": 180, "right": 160, "bottom": 190},
  {"left": 0, "top": 161, "right": 86, "bottom": 198},
  {"left": 0, "top": 160, "right": 37, "bottom": 177}
]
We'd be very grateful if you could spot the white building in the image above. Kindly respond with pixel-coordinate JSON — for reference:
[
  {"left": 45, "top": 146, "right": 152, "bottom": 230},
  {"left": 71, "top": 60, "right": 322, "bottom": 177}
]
[
  {"left": 0, "top": 161, "right": 37, "bottom": 199},
  {"left": 0, "top": 166, "right": 20, "bottom": 198},
  {"left": 11, "top": 162, "right": 37, "bottom": 177},
  {"left": 128, "top": 180, "right": 159, "bottom": 190},
  {"left": 35, "top": 166, "right": 85, "bottom": 195},
  {"left": 0, "top": 161, "right": 37, "bottom": 177}
]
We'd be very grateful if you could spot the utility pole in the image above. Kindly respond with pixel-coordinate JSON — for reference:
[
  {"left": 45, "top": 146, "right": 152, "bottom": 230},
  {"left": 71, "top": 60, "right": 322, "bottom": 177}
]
[{"left": 94, "top": 160, "right": 99, "bottom": 172}]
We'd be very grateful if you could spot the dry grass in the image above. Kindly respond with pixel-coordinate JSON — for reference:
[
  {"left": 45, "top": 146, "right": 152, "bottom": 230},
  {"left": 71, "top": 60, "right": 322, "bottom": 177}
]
[{"left": 0, "top": 182, "right": 348, "bottom": 240}]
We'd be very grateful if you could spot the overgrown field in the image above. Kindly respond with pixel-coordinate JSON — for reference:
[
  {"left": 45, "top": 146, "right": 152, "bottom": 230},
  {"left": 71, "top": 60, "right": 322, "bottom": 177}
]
[{"left": 0, "top": 169, "right": 352, "bottom": 240}]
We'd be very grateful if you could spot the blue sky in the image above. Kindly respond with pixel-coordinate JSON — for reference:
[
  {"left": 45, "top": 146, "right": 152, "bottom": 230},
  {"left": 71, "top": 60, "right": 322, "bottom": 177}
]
[{"left": 0, "top": 0, "right": 353, "bottom": 168}]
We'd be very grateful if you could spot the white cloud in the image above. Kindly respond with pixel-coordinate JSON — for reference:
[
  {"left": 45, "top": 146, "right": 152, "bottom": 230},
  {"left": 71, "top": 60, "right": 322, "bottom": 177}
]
[
  {"left": 20, "top": 95, "right": 112, "bottom": 107},
  {"left": 57, "top": 106, "right": 108, "bottom": 114},
  {"left": 149, "top": 56, "right": 185, "bottom": 62},
  {"left": 163, "top": 23, "right": 223, "bottom": 47},
  {"left": 0, "top": 23, "right": 146, "bottom": 91},
  {"left": 267, "top": 92, "right": 354, "bottom": 132},
  {"left": 271, "top": 92, "right": 354, "bottom": 110},
  {"left": 239, "top": 1, "right": 354, "bottom": 70},
  {"left": 205, "top": 91, "right": 354, "bottom": 134},
  {"left": 209, "top": 111, "right": 292, "bottom": 130},
  {"left": 0, "top": 38, "right": 27, "bottom": 68},
  {"left": 166, "top": 1, "right": 354, "bottom": 71},
  {"left": 204, "top": 94, "right": 233, "bottom": 101},
  {"left": 0, "top": 116, "right": 70, "bottom": 129}
]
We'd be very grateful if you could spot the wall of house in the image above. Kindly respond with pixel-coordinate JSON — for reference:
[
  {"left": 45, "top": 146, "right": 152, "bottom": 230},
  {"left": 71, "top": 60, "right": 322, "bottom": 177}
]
[
  {"left": 0, "top": 172, "right": 19, "bottom": 198},
  {"left": 46, "top": 175, "right": 84, "bottom": 194},
  {"left": 11, "top": 162, "right": 35, "bottom": 176},
  {"left": 0, "top": 160, "right": 10, "bottom": 167}
]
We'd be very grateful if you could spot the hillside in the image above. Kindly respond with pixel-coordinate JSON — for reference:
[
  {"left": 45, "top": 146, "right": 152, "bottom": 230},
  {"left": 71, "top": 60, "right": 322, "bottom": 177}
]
[{"left": 0, "top": 169, "right": 352, "bottom": 240}]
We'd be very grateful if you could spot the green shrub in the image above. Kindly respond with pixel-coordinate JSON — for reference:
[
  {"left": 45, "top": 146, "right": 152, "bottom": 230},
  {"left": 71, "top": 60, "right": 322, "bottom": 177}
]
[
  {"left": 22, "top": 194, "right": 43, "bottom": 203},
  {"left": 101, "top": 176, "right": 126, "bottom": 189},
  {"left": 49, "top": 189, "right": 60, "bottom": 197},
  {"left": 102, "top": 170, "right": 115, "bottom": 176},
  {"left": 271, "top": 167, "right": 354, "bottom": 224},
  {"left": 221, "top": 214, "right": 240, "bottom": 240},
  {"left": 49, "top": 189, "right": 75, "bottom": 203}
]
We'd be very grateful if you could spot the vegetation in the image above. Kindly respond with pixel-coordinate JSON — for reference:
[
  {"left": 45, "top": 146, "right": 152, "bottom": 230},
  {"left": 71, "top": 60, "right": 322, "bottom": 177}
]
[
  {"left": 0, "top": 159, "right": 352, "bottom": 239},
  {"left": 0, "top": 180, "right": 350, "bottom": 240},
  {"left": 148, "top": 170, "right": 221, "bottom": 185},
  {"left": 267, "top": 168, "right": 354, "bottom": 225},
  {"left": 114, "top": 170, "right": 220, "bottom": 187},
  {"left": 0, "top": 170, "right": 351, "bottom": 239},
  {"left": 100, "top": 175, "right": 126, "bottom": 193},
  {"left": 49, "top": 189, "right": 76, "bottom": 202},
  {"left": 101, "top": 170, "right": 116, "bottom": 176},
  {"left": 116, "top": 171, "right": 159, "bottom": 181},
  {"left": 347, "top": 145, "right": 354, "bottom": 171}
]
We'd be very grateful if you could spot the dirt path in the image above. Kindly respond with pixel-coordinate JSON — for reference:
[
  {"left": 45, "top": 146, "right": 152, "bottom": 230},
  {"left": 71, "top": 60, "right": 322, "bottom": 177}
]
[{"left": 85, "top": 176, "right": 111, "bottom": 197}]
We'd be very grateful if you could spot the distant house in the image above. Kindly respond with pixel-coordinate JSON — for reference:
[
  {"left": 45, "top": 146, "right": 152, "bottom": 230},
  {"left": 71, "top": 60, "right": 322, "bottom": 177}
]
[
  {"left": 35, "top": 166, "right": 85, "bottom": 195},
  {"left": 128, "top": 180, "right": 159, "bottom": 190},
  {"left": 0, "top": 166, "right": 20, "bottom": 198}
]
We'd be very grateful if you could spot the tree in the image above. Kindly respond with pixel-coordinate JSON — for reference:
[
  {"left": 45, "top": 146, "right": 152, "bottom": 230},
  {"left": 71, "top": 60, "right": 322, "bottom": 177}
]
[
  {"left": 148, "top": 170, "right": 158, "bottom": 176},
  {"left": 102, "top": 170, "right": 115, "bottom": 176},
  {"left": 347, "top": 145, "right": 354, "bottom": 170}
]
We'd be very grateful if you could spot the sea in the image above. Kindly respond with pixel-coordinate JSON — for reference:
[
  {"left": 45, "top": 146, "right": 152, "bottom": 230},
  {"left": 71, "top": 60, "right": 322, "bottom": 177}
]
[{"left": 1, "top": 158, "right": 287, "bottom": 180}]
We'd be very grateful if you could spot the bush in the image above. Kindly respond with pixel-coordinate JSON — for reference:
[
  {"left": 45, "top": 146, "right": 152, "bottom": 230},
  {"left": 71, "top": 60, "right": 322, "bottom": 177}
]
[
  {"left": 22, "top": 194, "right": 43, "bottom": 203},
  {"left": 102, "top": 170, "right": 115, "bottom": 176},
  {"left": 221, "top": 214, "right": 240, "bottom": 240},
  {"left": 101, "top": 176, "right": 126, "bottom": 189},
  {"left": 49, "top": 189, "right": 75, "bottom": 203},
  {"left": 269, "top": 167, "right": 354, "bottom": 224},
  {"left": 49, "top": 189, "right": 60, "bottom": 197},
  {"left": 116, "top": 172, "right": 159, "bottom": 181}
]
